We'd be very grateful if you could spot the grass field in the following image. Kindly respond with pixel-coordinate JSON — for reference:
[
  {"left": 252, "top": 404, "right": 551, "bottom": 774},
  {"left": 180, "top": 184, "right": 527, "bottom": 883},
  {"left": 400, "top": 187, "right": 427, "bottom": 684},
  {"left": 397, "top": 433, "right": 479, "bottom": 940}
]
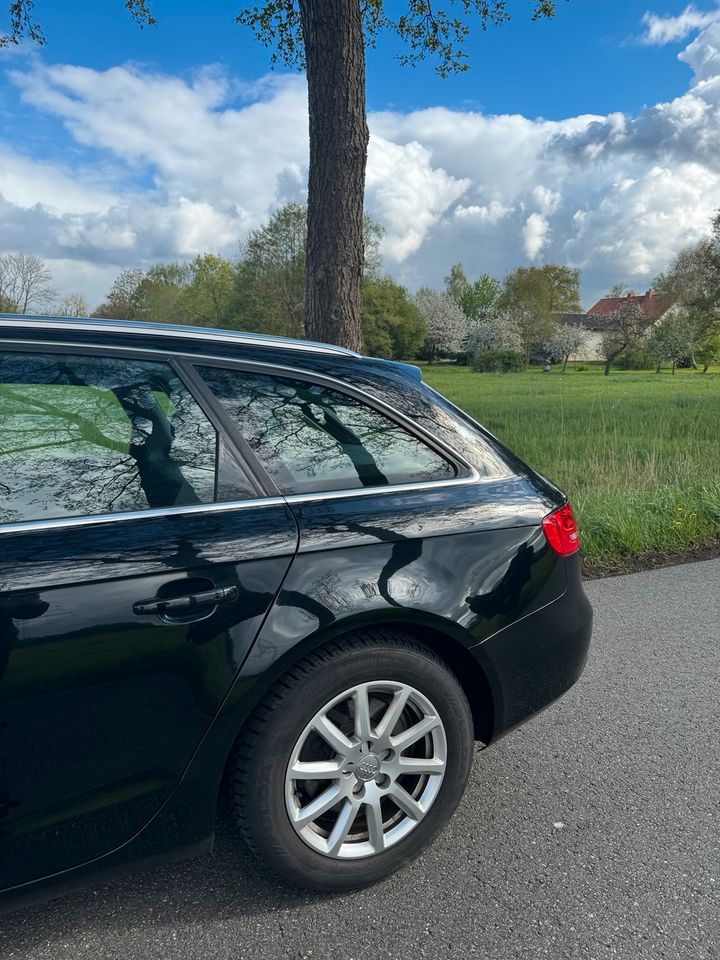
[{"left": 420, "top": 363, "right": 720, "bottom": 575}]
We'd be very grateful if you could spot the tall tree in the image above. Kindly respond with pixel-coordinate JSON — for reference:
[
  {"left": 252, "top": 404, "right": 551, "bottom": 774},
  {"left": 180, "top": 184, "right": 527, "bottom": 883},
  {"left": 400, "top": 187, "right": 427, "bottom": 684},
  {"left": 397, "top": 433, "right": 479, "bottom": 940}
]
[
  {"left": 500, "top": 264, "right": 581, "bottom": 362},
  {"left": 232, "top": 201, "right": 383, "bottom": 339},
  {"left": 135, "top": 262, "right": 192, "bottom": 325},
  {"left": 362, "top": 277, "right": 425, "bottom": 359},
  {"left": 180, "top": 254, "right": 236, "bottom": 328},
  {"left": 0, "top": 253, "right": 55, "bottom": 313},
  {"left": 237, "top": 2, "right": 562, "bottom": 350},
  {"left": 4, "top": 1, "right": 564, "bottom": 349},
  {"left": 92, "top": 269, "right": 145, "bottom": 321},
  {"left": 235, "top": 202, "right": 308, "bottom": 339},
  {"left": 94, "top": 263, "right": 191, "bottom": 325},
  {"left": 445, "top": 264, "right": 501, "bottom": 323},
  {"left": 299, "top": 1, "right": 368, "bottom": 350},
  {"left": 445, "top": 263, "right": 469, "bottom": 304},
  {"left": 461, "top": 273, "right": 502, "bottom": 323}
]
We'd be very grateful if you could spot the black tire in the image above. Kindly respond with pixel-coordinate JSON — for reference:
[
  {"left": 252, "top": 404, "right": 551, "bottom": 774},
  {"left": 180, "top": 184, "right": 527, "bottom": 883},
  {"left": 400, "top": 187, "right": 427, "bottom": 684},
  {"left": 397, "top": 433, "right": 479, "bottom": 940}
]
[{"left": 229, "top": 629, "right": 474, "bottom": 890}]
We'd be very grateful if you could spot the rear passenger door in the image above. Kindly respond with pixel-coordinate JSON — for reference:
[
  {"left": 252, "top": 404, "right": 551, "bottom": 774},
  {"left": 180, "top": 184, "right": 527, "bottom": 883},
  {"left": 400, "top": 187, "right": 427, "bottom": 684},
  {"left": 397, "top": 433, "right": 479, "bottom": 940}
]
[{"left": 0, "top": 346, "right": 297, "bottom": 890}]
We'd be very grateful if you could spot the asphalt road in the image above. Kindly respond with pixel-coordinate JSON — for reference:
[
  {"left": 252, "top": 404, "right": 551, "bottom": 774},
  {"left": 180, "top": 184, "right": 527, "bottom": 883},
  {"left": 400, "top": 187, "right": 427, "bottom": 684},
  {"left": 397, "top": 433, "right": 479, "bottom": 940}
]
[{"left": 2, "top": 559, "right": 718, "bottom": 960}]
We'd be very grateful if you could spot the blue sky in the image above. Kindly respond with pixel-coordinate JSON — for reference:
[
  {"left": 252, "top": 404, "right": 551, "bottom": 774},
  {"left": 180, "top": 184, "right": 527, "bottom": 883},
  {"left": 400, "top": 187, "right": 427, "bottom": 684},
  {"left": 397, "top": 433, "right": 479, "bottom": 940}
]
[
  {"left": 18, "top": 0, "right": 699, "bottom": 117},
  {"left": 2, "top": 1, "right": 720, "bottom": 308}
]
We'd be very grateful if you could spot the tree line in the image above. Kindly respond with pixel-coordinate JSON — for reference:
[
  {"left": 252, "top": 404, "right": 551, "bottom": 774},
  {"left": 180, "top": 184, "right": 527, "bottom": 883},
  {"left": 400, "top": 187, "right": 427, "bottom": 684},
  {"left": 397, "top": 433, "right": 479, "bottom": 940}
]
[
  {"left": 0, "top": 201, "right": 586, "bottom": 366},
  {"left": 2, "top": 201, "right": 719, "bottom": 374}
]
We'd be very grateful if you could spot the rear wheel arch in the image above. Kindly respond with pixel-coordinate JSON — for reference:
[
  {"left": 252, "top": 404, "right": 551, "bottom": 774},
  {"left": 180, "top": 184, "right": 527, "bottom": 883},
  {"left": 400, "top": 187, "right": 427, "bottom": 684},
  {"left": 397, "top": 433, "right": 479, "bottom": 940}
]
[{"left": 394, "top": 621, "right": 495, "bottom": 745}]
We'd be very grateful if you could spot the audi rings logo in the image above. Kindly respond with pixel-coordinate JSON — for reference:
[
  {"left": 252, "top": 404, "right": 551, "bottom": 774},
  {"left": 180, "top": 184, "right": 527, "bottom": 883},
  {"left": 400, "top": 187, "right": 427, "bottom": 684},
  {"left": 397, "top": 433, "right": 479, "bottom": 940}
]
[{"left": 355, "top": 755, "right": 380, "bottom": 781}]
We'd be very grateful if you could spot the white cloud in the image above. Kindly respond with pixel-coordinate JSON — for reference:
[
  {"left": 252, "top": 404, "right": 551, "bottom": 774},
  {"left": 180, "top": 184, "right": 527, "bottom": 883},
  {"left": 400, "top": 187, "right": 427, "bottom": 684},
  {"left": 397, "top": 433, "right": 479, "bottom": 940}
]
[
  {"left": 0, "top": 145, "right": 116, "bottom": 215},
  {"left": 454, "top": 201, "right": 514, "bottom": 223},
  {"left": 680, "top": 19, "right": 720, "bottom": 80},
  {"left": 9, "top": 62, "right": 308, "bottom": 225},
  {"left": 3, "top": 13, "right": 720, "bottom": 309},
  {"left": 641, "top": 4, "right": 720, "bottom": 45},
  {"left": 523, "top": 213, "right": 551, "bottom": 260},
  {"left": 366, "top": 136, "right": 470, "bottom": 261},
  {"left": 533, "top": 186, "right": 561, "bottom": 215}
]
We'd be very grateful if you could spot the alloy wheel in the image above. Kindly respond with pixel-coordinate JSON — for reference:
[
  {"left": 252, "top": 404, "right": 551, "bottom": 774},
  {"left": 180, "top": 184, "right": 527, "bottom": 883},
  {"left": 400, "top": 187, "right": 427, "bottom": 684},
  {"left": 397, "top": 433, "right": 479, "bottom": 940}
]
[{"left": 284, "top": 681, "right": 447, "bottom": 859}]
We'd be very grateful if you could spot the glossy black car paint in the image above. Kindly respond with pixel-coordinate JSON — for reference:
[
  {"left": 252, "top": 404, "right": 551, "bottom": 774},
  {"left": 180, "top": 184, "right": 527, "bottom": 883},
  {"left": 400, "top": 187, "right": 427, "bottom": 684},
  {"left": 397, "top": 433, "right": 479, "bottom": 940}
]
[{"left": 0, "top": 317, "right": 592, "bottom": 912}]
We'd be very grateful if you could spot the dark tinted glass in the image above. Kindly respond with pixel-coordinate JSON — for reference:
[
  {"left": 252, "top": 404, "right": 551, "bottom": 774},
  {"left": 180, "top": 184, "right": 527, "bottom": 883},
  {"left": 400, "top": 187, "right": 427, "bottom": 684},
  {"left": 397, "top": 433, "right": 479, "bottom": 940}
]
[
  {"left": 315, "top": 365, "right": 513, "bottom": 480},
  {"left": 197, "top": 367, "right": 457, "bottom": 494},
  {"left": 0, "top": 352, "right": 221, "bottom": 523}
]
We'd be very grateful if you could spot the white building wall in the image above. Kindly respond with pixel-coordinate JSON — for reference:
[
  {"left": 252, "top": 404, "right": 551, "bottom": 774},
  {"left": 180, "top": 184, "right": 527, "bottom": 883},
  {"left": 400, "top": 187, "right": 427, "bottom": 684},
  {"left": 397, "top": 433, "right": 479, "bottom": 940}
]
[{"left": 569, "top": 331, "right": 604, "bottom": 362}]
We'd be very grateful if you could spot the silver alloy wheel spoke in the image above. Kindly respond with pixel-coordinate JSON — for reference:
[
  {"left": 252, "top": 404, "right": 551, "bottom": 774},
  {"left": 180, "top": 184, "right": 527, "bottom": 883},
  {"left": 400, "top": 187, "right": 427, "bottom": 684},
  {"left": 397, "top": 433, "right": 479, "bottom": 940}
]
[
  {"left": 327, "top": 798, "right": 361, "bottom": 855},
  {"left": 374, "top": 686, "right": 411, "bottom": 739},
  {"left": 353, "top": 684, "right": 373, "bottom": 741},
  {"left": 285, "top": 680, "right": 447, "bottom": 860},
  {"left": 390, "top": 714, "right": 441, "bottom": 753},
  {"left": 396, "top": 755, "right": 445, "bottom": 775},
  {"left": 289, "top": 759, "right": 345, "bottom": 779},
  {"left": 312, "top": 714, "right": 354, "bottom": 755},
  {"left": 294, "top": 784, "right": 342, "bottom": 827},
  {"left": 388, "top": 783, "right": 424, "bottom": 821},
  {"left": 364, "top": 797, "right": 385, "bottom": 853}
]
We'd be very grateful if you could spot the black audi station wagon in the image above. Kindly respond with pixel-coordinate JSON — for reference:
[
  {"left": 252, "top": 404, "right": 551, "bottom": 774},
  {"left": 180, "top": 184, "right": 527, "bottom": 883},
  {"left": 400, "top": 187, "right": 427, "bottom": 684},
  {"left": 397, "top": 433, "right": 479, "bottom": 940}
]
[{"left": 0, "top": 315, "right": 592, "bottom": 909}]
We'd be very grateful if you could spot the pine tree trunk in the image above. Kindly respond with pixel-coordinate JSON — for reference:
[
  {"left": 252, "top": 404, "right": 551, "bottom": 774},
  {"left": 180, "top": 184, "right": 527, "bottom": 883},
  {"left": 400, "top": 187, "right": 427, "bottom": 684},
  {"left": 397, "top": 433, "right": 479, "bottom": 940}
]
[{"left": 299, "top": 0, "right": 368, "bottom": 351}]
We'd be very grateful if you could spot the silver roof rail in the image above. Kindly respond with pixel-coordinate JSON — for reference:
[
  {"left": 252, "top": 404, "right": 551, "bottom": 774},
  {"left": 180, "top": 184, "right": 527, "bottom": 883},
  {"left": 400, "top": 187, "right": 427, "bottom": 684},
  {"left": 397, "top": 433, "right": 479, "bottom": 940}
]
[{"left": 0, "top": 315, "right": 360, "bottom": 358}]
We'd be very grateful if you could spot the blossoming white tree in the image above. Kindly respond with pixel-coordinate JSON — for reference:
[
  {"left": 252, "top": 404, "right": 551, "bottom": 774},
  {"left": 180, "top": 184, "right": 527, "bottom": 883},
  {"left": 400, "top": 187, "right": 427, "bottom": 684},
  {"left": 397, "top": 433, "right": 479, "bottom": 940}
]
[
  {"left": 413, "top": 288, "right": 468, "bottom": 362},
  {"left": 543, "top": 323, "right": 588, "bottom": 372},
  {"left": 466, "top": 313, "right": 523, "bottom": 355}
]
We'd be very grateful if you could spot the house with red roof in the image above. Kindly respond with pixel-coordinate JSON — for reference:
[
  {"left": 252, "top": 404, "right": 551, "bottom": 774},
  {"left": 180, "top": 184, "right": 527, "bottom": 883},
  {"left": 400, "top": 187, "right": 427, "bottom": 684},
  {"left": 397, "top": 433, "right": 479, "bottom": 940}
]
[{"left": 559, "top": 290, "right": 675, "bottom": 361}]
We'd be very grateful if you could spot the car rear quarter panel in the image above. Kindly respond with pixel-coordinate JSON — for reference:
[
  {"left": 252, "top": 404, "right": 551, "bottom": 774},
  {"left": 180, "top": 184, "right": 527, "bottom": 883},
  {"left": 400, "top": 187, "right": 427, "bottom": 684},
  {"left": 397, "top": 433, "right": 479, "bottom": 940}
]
[{"left": 154, "top": 475, "right": 566, "bottom": 836}]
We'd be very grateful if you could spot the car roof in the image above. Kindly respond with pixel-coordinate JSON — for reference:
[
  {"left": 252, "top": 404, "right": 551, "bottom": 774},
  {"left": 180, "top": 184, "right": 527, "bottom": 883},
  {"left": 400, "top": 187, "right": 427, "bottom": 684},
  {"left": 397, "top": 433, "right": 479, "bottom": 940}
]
[
  {"left": 0, "top": 313, "right": 427, "bottom": 387},
  {"left": 0, "top": 314, "right": 360, "bottom": 358}
]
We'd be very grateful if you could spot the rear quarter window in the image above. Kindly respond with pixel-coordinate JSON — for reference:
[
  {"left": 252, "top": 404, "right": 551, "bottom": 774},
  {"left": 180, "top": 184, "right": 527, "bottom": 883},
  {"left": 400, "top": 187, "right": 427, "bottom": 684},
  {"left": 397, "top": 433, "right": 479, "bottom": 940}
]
[{"left": 324, "top": 366, "right": 514, "bottom": 481}]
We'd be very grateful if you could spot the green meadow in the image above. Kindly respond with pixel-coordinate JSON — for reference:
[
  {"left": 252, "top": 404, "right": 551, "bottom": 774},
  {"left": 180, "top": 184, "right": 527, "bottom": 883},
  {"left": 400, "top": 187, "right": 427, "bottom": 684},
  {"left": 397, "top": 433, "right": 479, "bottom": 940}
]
[{"left": 420, "top": 363, "right": 720, "bottom": 575}]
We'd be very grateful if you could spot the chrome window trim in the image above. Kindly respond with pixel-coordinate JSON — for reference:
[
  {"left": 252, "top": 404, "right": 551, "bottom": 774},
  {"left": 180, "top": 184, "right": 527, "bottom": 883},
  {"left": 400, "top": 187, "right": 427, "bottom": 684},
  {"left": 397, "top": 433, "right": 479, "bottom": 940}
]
[
  {"left": 0, "top": 316, "right": 359, "bottom": 357},
  {"left": 282, "top": 470, "right": 484, "bottom": 504},
  {"left": 0, "top": 497, "right": 287, "bottom": 535},
  {"left": 0, "top": 472, "right": 487, "bottom": 536}
]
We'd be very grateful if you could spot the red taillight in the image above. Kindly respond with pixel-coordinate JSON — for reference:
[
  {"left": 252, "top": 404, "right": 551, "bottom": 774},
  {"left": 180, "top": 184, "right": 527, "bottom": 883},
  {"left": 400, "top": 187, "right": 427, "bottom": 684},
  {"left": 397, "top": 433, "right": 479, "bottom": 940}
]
[{"left": 542, "top": 503, "right": 580, "bottom": 557}]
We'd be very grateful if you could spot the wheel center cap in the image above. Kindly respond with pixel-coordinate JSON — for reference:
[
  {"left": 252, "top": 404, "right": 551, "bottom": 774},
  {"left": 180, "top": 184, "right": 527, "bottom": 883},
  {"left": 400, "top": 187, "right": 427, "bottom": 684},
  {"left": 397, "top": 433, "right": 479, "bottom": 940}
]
[{"left": 355, "top": 753, "right": 381, "bottom": 782}]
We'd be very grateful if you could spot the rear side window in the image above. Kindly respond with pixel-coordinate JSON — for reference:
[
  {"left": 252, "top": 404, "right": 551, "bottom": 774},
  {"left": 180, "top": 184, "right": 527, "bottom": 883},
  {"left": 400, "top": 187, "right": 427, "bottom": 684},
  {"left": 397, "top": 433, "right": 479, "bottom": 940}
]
[
  {"left": 322, "top": 366, "right": 513, "bottom": 481},
  {"left": 197, "top": 367, "right": 457, "bottom": 495},
  {"left": 0, "top": 352, "right": 243, "bottom": 524}
]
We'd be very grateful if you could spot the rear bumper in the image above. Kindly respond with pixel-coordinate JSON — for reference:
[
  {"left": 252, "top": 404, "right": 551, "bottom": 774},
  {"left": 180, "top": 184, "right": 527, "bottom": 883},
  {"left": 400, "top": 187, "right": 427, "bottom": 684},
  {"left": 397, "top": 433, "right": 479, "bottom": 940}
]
[{"left": 472, "top": 555, "right": 593, "bottom": 742}]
